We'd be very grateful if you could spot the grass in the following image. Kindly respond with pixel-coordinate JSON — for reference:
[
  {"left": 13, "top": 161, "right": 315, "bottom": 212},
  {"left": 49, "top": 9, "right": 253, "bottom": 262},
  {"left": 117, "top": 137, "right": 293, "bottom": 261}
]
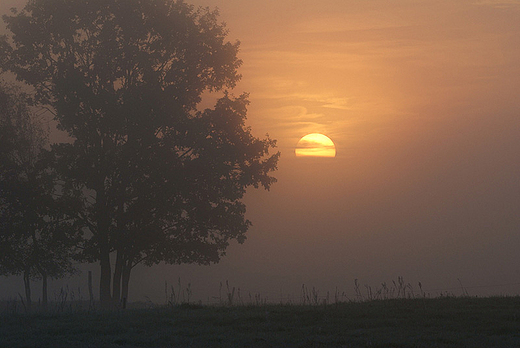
[{"left": 2, "top": 296, "right": 520, "bottom": 347}]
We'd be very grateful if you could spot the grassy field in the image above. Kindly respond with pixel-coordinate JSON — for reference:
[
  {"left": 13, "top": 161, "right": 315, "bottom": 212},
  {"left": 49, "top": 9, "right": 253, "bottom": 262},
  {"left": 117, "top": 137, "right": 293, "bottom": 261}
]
[{"left": 2, "top": 296, "right": 520, "bottom": 347}]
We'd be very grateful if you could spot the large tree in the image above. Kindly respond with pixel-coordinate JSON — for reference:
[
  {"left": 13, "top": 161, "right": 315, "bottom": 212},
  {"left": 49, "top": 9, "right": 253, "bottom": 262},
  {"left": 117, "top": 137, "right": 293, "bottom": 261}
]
[
  {"left": 2, "top": 0, "right": 279, "bottom": 305},
  {"left": 0, "top": 81, "right": 77, "bottom": 308}
]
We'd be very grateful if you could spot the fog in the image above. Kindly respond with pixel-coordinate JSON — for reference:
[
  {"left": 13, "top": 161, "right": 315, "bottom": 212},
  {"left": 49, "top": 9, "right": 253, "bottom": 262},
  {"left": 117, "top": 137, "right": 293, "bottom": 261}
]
[{"left": 1, "top": 0, "right": 519, "bottom": 303}]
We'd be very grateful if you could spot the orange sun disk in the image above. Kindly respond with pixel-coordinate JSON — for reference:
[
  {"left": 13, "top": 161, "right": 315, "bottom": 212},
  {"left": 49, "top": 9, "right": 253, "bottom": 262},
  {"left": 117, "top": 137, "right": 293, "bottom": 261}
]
[{"left": 295, "top": 133, "right": 336, "bottom": 157}]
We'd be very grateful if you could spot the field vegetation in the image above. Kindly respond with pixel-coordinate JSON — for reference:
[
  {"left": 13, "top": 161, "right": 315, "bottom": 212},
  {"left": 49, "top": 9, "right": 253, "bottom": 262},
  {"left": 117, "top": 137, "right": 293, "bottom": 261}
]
[{"left": 2, "top": 284, "right": 520, "bottom": 348}]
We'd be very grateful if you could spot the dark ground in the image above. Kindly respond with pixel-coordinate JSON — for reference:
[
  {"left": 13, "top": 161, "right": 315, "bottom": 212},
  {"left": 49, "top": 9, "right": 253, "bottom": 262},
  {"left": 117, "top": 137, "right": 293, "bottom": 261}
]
[{"left": 2, "top": 296, "right": 520, "bottom": 347}]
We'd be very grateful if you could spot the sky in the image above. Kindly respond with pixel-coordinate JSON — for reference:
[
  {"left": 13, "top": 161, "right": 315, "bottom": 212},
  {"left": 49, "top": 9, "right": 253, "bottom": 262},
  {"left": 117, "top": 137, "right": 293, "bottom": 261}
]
[{"left": 1, "top": 0, "right": 520, "bottom": 303}]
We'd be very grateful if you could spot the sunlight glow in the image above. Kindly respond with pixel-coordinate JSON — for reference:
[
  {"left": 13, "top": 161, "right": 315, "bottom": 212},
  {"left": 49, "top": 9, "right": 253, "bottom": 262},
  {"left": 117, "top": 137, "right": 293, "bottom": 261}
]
[{"left": 295, "top": 133, "right": 336, "bottom": 157}]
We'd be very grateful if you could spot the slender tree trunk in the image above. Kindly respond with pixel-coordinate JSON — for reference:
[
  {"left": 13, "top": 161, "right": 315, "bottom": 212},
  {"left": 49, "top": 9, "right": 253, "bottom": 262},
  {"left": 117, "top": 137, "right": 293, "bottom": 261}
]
[
  {"left": 121, "top": 261, "right": 132, "bottom": 307},
  {"left": 34, "top": 262, "right": 47, "bottom": 309},
  {"left": 23, "top": 269, "right": 32, "bottom": 310},
  {"left": 99, "top": 244, "right": 112, "bottom": 306},
  {"left": 88, "top": 270, "right": 94, "bottom": 307},
  {"left": 112, "top": 250, "right": 123, "bottom": 304},
  {"left": 97, "top": 186, "right": 112, "bottom": 307},
  {"left": 41, "top": 271, "right": 48, "bottom": 308},
  {"left": 99, "top": 225, "right": 112, "bottom": 306},
  {"left": 113, "top": 199, "right": 126, "bottom": 306}
]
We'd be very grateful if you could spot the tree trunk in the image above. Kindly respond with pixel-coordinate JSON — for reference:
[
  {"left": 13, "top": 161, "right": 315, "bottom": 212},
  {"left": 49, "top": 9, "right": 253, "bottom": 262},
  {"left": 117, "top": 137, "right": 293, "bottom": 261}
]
[
  {"left": 97, "top": 186, "right": 112, "bottom": 307},
  {"left": 112, "top": 250, "right": 123, "bottom": 304},
  {"left": 121, "top": 261, "right": 132, "bottom": 307},
  {"left": 34, "top": 263, "right": 47, "bottom": 309},
  {"left": 41, "top": 271, "right": 48, "bottom": 309},
  {"left": 88, "top": 270, "right": 94, "bottom": 306},
  {"left": 99, "top": 245, "right": 112, "bottom": 306},
  {"left": 23, "top": 269, "right": 32, "bottom": 310},
  {"left": 99, "top": 223, "right": 112, "bottom": 306}
]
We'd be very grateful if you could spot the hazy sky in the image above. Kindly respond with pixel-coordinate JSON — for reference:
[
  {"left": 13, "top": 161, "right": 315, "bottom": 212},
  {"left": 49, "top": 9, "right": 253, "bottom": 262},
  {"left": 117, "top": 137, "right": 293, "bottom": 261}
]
[{"left": 1, "top": 0, "right": 520, "bottom": 303}]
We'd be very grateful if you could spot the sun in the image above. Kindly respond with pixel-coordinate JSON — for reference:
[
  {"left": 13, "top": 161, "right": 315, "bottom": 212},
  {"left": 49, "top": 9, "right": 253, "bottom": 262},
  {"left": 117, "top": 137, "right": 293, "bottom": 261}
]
[{"left": 295, "top": 133, "right": 336, "bottom": 157}]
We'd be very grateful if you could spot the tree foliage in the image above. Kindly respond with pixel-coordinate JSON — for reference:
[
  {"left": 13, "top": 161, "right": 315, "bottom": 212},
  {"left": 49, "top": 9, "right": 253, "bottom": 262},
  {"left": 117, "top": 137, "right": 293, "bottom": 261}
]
[{"left": 2, "top": 0, "right": 279, "bottom": 305}]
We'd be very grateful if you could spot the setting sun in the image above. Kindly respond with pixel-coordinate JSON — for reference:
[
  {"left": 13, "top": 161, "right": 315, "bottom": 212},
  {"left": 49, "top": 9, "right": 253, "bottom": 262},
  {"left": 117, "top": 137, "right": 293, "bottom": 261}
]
[{"left": 295, "top": 133, "right": 336, "bottom": 157}]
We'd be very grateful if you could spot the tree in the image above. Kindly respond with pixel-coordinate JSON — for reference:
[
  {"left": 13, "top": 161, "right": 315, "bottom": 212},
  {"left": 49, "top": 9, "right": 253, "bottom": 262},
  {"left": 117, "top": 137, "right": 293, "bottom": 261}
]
[
  {"left": 0, "top": 81, "right": 77, "bottom": 308},
  {"left": 2, "top": 0, "right": 279, "bottom": 306}
]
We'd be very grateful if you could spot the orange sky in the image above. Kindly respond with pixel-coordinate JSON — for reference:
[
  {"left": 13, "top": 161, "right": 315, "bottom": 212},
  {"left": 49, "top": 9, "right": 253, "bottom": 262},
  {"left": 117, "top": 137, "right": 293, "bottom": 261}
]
[{"left": 1, "top": 0, "right": 520, "bottom": 302}]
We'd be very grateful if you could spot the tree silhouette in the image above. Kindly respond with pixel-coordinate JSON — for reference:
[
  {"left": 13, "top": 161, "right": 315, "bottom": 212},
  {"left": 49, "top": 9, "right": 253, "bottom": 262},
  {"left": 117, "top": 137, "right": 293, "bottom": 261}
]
[
  {"left": 2, "top": 0, "right": 279, "bottom": 305},
  {"left": 0, "top": 82, "right": 77, "bottom": 309}
]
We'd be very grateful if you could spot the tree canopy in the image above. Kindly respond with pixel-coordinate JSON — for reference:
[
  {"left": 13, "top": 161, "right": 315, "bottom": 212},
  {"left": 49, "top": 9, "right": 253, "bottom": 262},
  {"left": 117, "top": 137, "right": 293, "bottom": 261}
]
[{"left": 2, "top": 0, "right": 279, "bottom": 305}]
